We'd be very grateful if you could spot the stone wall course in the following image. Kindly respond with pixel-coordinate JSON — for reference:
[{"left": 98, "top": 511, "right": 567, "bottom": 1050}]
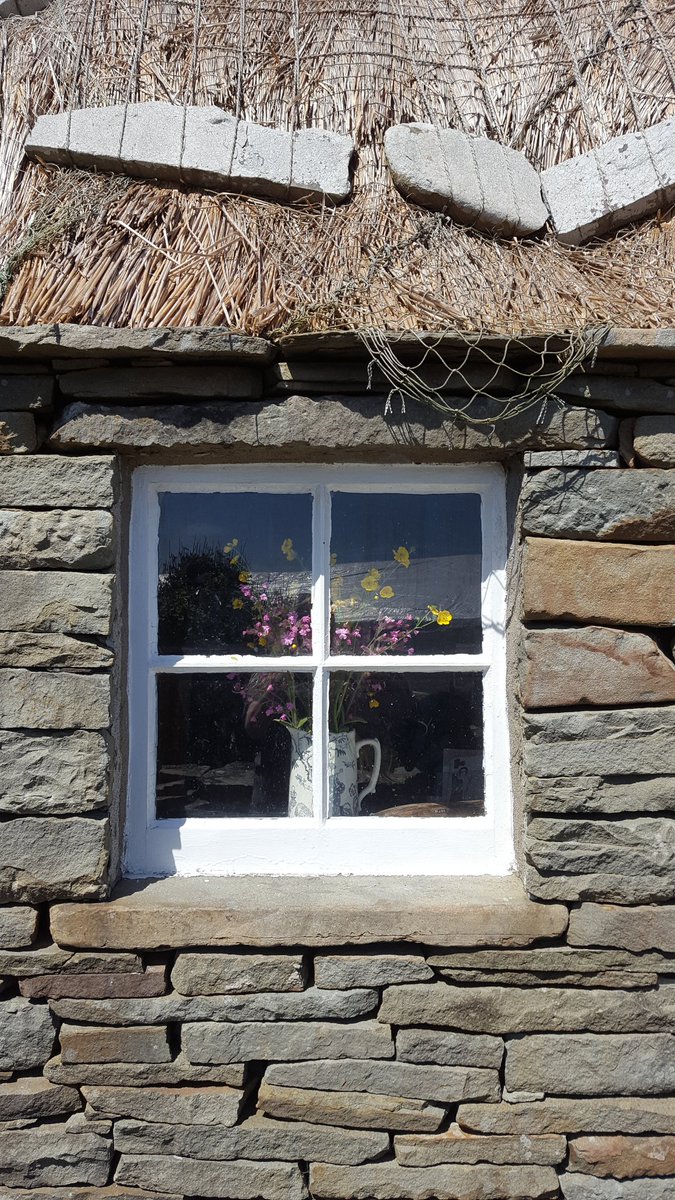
[
  {"left": 519, "top": 626, "right": 675, "bottom": 709},
  {"left": 0, "top": 1077, "right": 80, "bottom": 1121},
  {"left": 568, "top": 904, "right": 675, "bottom": 952},
  {"left": 314, "top": 953, "right": 433, "bottom": 988},
  {"left": 20, "top": 963, "right": 167, "bottom": 999},
  {"left": 394, "top": 1128, "right": 567, "bottom": 1167},
  {"left": 559, "top": 1175, "right": 675, "bottom": 1198},
  {"left": 0, "top": 633, "right": 113, "bottom": 672},
  {"left": 568, "top": 1134, "right": 675, "bottom": 1178},
  {"left": 45, "top": 1052, "right": 247, "bottom": 1089},
  {"left": 47, "top": 986, "right": 379, "bottom": 1024},
  {"left": 82, "top": 1083, "right": 244, "bottom": 1126},
  {"left": 0, "top": 668, "right": 109, "bottom": 730},
  {"left": 395, "top": 1028, "right": 504, "bottom": 1068},
  {"left": 171, "top": 951, "right": 306, "bottom": 994},
  {"left": 0, "top": 946, "right": 140, "bottom": 976},
  {"left": 59, "top": 1024, "right": 171, "bottom": 1065},
  {"left": 525, "top": 776, "right": 675, "bottom": 816},
  {"left": 182, "top": 1018, "right": 394, "bottom": 1064},
  {"left": 523, "top": 706, "right": 675, "bottom": 778},
  {"left": 526, "top": 816, "right": 675, "bottom": 880},
  {"left": 0, "top": 1187, "right": 182, "bottom": 1199}
]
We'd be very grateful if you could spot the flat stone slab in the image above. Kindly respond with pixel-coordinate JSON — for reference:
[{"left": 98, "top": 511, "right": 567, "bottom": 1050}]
[
  {"left": 0, "top": 816, "right": 108, "bottom": 902},
  {"left": 523, "top": 538, "right": 675, "bottom": 625},
  {"left": 0, "top": 1077, "right": 79, "bottom": 1121},
  {"left": 46, "top": 1051, "right": 246, "bottom": 1089},
  {"left": 568, "top": 903, "right": 675, "bottom": 952},
  {"left": 83, "top": 1083, "right": 244, "bottom": 1126},
  {"left": 0, "top": 1124, "right": 112, "bottom": 1188},
  {"left": 556, "top": 375, "right": 675, "bottom": 413},
  {"left": 526, "top": 816, "right": 675, "bottom": 881},
  {"left": 0, "top": 454, "right": 117, "bottom": 507},
  {"left": 394, "top": 1127, "right": 566, "bottom": 1167},
  {"left": 523, "top": 706, "right": 675, "bottom": 778},
  {"left": 524, "top": 450, "right": 620, "bottom": 468},
  {"left": 113, "top": 1113, "right": 389, "bottom": 1166},
  {"left": 49, "top": 395, "right": 618, "bottom": 457},
  {"left": 524, "top": 865, "right": 673, "bottom": 905},
  {"left": 48, "top": 987, "right": 378, "bottom": 1025},
  {"left": 525, "top": 775, "right": 675, "bottom": 816},
  {"left": 634, "top": 415, "right": 675, "bottom": 466},
  {"left": 0, "top": 571, "right": 112, "bottom": 635},
  {"left": 0, "top": 632, "right": 113, "bottom": 672},
  {"left": 505, "top": 1033, "right": 675, "bottom": 1095},
  {"left": 520, "top": 625, "right": 675, "bottom": 709},
  {"left": 0, "top": 323, "right": 273, "bottom": 362},
  {"left": 262, "top": 1059, "right": 500, "bottom": 1104},
  {"left": 384, "top": 123, "right": 547, "bottom": 236},
  {"left": 49, "top": 874, "right": 567, "bottom": 949},
  {"left": 20, "top": 963, "right": 166, "bottom": 999},
  {"left": 314, "top": 953, "right": 433, "bottom": 989},
  {"left": 0, "top": 945, "right": 140, "bottom": 976},
  {"left": 429, "top": 946, "right": 665, "bottom": 989},
  {"left": 569, "top": 1134, "right": 675, "bottom": 1179},
  {"left": 0, "top": 1189, "right": 181, "bottom": 1200},
  {"left": 114, "top": 1155, "right": 306, "bottom": 1200},
  {"left": 0, "top": 998, "right": 55, "bottom": 1071},
  {"left": 182, "top": 1019, "right": 393, "bottom": 1065},
  {"left": 0, "top": 730, "right": 109, "bottom": 816},
  {"left": 560, "top": 1175, "right": 675, "bottom": 1198},
  {"left": 541, "top": 117, "right": 675, "bottom": 244},
  {"left": 258, "top": 1082, "right": 449, "bottom": 1133},
  {"left": 171, "top": 951, "right": 306, "bottom": 994},
  {"left": 309, "top": 1162, "right": 560, "bottom": 1199},
  {"left": 457, "top": 1097, "right": 675, "bottom": 1136},
  {"left": 60, "top": 1023, "right": 170, "bottom": 1065},
  {"left": 58, "top": 363, "right": 261, "bottom": 400},
  {"left": 396, "top": 1029, "right": 504, "bottom": 1070},
  {"left": 521, "top": 467, "right": 675, "bottom": 541}
]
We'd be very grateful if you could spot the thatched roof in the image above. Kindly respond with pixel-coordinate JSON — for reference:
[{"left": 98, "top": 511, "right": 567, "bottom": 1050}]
[{"left": 1, "top": 0, "right": 675, "bottom": 336}]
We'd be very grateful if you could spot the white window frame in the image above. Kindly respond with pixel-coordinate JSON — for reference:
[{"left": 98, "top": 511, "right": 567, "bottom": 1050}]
[{"left": 125, "top": 462, "right": 513, "bottom": 877}]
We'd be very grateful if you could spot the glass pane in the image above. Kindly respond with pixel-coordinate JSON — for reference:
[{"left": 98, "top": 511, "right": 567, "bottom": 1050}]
[
  {"left": 327, "top": 671, "right": 484, "bottom": 817},
  {"left": 157, "top": 492, "right": 312, "bottom": 655},
  {"left": 330, "top": 492, "right": 482, "bottom": 655},
  {"left": 155, "top": 672, "right": 312, "bottom": 818}
]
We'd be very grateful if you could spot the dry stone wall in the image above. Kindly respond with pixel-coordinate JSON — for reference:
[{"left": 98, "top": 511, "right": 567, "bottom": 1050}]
[{"left": 0, "top": 328, "right": 672, "bottom": 1197}]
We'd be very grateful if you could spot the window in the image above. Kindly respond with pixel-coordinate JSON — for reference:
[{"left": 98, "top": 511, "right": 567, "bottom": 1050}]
[{"left": 126, "top": 464, "right": 512, "bottom": 876}]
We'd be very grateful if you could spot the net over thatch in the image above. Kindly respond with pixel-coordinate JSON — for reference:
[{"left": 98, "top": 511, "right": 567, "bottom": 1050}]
[{"left": 1, "top": 0, "right": 675, "bottom": 335}]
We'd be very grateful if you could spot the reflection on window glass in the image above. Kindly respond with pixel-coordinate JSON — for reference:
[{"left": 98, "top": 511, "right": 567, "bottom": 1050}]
[
  {"left": 328, "top": 672, "right": 484, "bottom": 817},
  {"left": 157, "top": 492, "right": 312, "bottom": 655},
  {"left": 330, "top": 492, "right": 482, "bottom": 654},
  {"left": 156, "top": 673, "right": 312, "bottom": 819}
]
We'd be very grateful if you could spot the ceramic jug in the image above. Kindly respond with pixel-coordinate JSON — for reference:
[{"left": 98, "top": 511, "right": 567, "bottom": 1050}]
[{"left": 287, "top": 727, "right": 381, "bottom": 817}]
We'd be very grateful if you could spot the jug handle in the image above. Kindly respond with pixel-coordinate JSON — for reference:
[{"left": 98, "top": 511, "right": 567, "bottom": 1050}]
[{"left": 356, "top": 738, "right": 382, "bottom": 805}]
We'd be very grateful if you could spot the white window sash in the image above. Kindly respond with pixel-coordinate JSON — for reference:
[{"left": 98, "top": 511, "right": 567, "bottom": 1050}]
[{"left": 126, "top": 463, "right": 513, "bottom": 876}]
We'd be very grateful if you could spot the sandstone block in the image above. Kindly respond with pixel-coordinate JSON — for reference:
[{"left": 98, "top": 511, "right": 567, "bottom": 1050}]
[
  {"left": 0, "top": 1187, "right": 181, "bottom": 1199},
  {"left": 634, "top": 415, "right": 675, "bottom": 466},
  {"left": 0, "top": 571, "right": 112, "bottom": 634},
  {"left": 183, "top": 1019, "right": 393, "bottom": 1064},
  {"left": 523, "top": 706, "right": 675, "bottom": 778},
  {"left": 0, "top": 413, "right": 37, "bottom": 453},
  {"left": 49, "top": 874, "right": 568, "bottom": 949},
  {"left": 520, "top": 625, "right": 675, "bottom": 709},
  {"left": 21, "top": 963, "right": 166, "bottom": 999},
  {"left": 523, "top": 538, "right": 675, "bottom": 625},
  {"left": 314, "top": 953, "right": 433, "bottom": 988},
  {"left": 115, "top": 1155, "right": 306, "bottom": 1200},
  {"left": 0, "top": 633, "right": 113, "bottom": 672},
  {"left": 394, "top": 1127, "right": 566, "bottom": 1167},
  {"left": 525, "top": 775, "right": 675, "bottom": 816},
  {"left": 262, "top": 1059, "right": 500, "bottom": 1104},
  {"left": 0, "top": 374, "right": 53, "bottom": 411},
  {"left": 542, "top": 118, "right": 675, "bottom": 244},
  {"left": 58, "top": 363, "right": 262, "bottom": 400},
  {"left": 0, "top": 1125, "right": 112, "bottom": 1188},
  {"left": 0, "top": 454, "right": 117, "bottom": 507},
  {"left": 113, "top": 1113, "right": 389, "bottom": 1165},
  {"left": 0, "top": 730, "right": 109, "bottom": 815},
  {"left": 0, "top": 324, "right": 271, "bottom": 363},
  {"left": 171, "top": 951, "right": 305, "bottom": 994},
  {"left": 505, "top": 1033, "right": 675, "bottom": 1095},
  {"left": 524, "top": 865, "right": 673, "bottom": 905},
  {"left": 385, "top": 123, "right": 548, "bottom": 236},
  {"left": 0, "top": 998, "right": 55, "bottom": 1070},
  {"left": 560, "top": 1176, "right": 675, "bottom": 1198},
  {"left": 524, "top": 450, "right": 620, "bottom": 468},
  {"left": 60, "top": 1024, "right": 170, "bottom": 1065},
  {"left": 46, "top": 1051, "right": 246, "bottom": 1089},
  {"left": 50, "top": 395, "right": 617, "bottom": 456},
  {"left": 309, "top": 1161, "right": 559, "bottom": 1199},
  {"left": 457, "top": 1097, "right": 675, "bottom": 1136},
  {"left": 0, "top": 1077, "right": 79, "bottom": 1121},
  {"left": 0, "top": 946, "right": 140, "bottom": 976},
  {"left": 0, "top": 905, "right": 38, "bottom": 947},
  {"left": 378, "top": 982, "right": 675, "bottom": 1034},
  {"left": 568, "top": 903, "right": 675, "bottom": 952},
  {"left": 526, "top": 816, "right": 675, "bottom": 880},
  {"left": 521, "top": 466, "right": 675, "bottom": 541},
  {"left": 0, "top": 509, "right": 113, "bottom": 569},
  {"left": 48, "top": 986, "right": 378, "bottom": 1025},
  {"left": 0, "top": 816, "right": 108, "bottom": 901},
  {"left": 83, "top": 1083, "right": 243, "bottom": 1126},
  {"left": 569, "top": 1134, "right": 675, "bottom": 1178},
  {"left": 0, "top": 668, "right": 109, "bottom": 731},
  {"left": 429, "top": 946, "right": 663, "bottom": 988},
  {"left": 258, "top": 1082, "right": 448, "bottom": 1133},
  {"left": 396, "top": 1029, "right": 504, "bottom": 1069}
]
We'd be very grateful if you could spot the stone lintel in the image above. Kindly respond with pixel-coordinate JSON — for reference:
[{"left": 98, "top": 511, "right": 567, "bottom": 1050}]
[{"left": 50, "top": 875, "right": 568, "bottom": 950}]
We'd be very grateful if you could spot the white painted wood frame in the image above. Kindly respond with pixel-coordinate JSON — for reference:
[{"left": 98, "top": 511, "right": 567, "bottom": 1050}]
[{"left": 125, "top": 463, "right": 513, "bottom": 876}]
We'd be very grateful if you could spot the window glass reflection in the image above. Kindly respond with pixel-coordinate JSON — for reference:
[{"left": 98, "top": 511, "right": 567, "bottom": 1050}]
[
  {"left": 157, "top": 492, "right": 312, "bottom": 655},
  {"left": 330, "top": 492, "right": 482, "bottom": 654}
]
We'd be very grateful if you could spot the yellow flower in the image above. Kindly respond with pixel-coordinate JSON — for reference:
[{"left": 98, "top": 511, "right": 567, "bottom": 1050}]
[
  {"left": 231, "top": 555, "right": 240, "bottom": 565},
  {"left": 360, "top": 568, "right": 381, "bottom": 593},
  {"left": 238, "top": 571, "right": 251, "bottom": 583},
  {"left": 223, "top": 538, "right": 239, "bottom": 553},
  {"left": 281, "top": 538, "right": 297, "bottom": 562},
  {"left": 232, "top": 597, "right": 244, "bottom": 610},
  {"left": 258, "top": 636, "right": 267, "bottom": 646},
  {"left": 380, "top": 585, "right": 395, "bottom": 599},
  {"left": 369, "top": 698, "right": 380, "bottom": 709},
  {"left": 436, "top": 609, "right": 453, "bottom": 626},
  {"left": 393, "top": 546, "right": 410, "bottom": 568},
  {"left": 330, "top": 552, "right": 338, "bottom": 566}
]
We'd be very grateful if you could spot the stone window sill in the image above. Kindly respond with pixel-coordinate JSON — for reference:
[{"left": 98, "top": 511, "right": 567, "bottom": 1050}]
[{"left": 50, "top": 874, "right": 568, "bottom": 950}]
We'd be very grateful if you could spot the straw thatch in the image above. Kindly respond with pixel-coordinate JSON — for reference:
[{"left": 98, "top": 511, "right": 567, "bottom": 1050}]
[{"left": 1, "top": 0, "right": 675, "bottom": 335}]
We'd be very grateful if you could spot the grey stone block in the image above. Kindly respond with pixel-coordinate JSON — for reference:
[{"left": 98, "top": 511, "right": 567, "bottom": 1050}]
[
  {"left": 0, "top": 997, "right": 55, "bottom": 1070},
  {"left": 0, "top": 2, "right": 19, "bottom": 15},
  {"left": 0, "top": 1185, "right": 181, "bottom": 1199},
  {"left": 291, "top": 127, "right": 354, "bottom": 202},
  {"left": 396, "top": 1029, "right": 504, "bottom": 1070},
  {"left": 560, "top": 1176, "right": 675, "bottom": 1199},
  {"left": 48, "top": 987, "right": 379, "bottom": 1026},
  {"left": 556, "top": 374, "right": 675, "bottom": 412},
  {"left": 0, "top": 668, "right": 109, "bottom": 729},
  {"left": 0, "top": 413, "right": 37, "bottom": 453},
  {"left": 394, "top": 1128, "right": 566, "bottom": 1167},
  {"left": 46, "top": 1051, "right": 246, "bottom": 1089},
  {"left": 24, "top": 110, "right": 73, "bottom": 166},
  {"left": 522, "top": 467, "right": 675, "bottom": 541},
  {"left": 0, "top": 946, "right": 140, "bottom": 976},
  {"left": 524, "top": 866, "right": 674, "bottom": 905},
  {"left": 0, "top": 1125, "right": 112, "bottom": 1188},
  {"left": 0, "top": 374, "right": 52, "bottom": 410},
  {"left": 258, "top": 1082, "right": 449, "bottom": 1133},
  {"left": 67, "top": 104, "right": 125, "bottom": 172},
  {"left": 60, "top": 1024, "right": 171, "bottom": 1065},
  {"left": 0, "top": 455, "right": 117, "bottom": 507},
  {"left": 314, "top": 953, "right": 433, "bottom": 989},
  {"left": 526, "top": 815, "right": 675, "bottom": 879},
  {"left": 456, "top": 1096, "right": 675, "bottom": 1136},
  {"left": 524, "top": 450, "right": 620, "bottom": 468},
  {"left": 113, "top": 1113, "right": 389, "bottom": 1166},
  {"left": 120, "top": 102, "right": 184, "bottom": 181},
  {"left": 385, "top": 123, "right": 548, "bottom": 236},
  {"left": 0, "top": 571, "right": 112, "bottom": 634},
  {"left": 0, "top": 509, "right": 113, "bottom": 568},
  {"left": 634, "top": 415, "right": 675, "bottom": 466},
  {"left": 0, "top": 323, "right": 273, "bottom": 362},
  {"left": 525, "top": 775, "right": 675, "bottom": 816},
  {"left": 115, "top": 1156, "right": 306, "bottom": 1200},
  {"left": 262, "top": 1059, "right": 499, "bottom": 1104},
  {"left": 0, "top": 815, "right": 108, "bottom": 901},
  {"left": 0, "top": 904, "right": 38, "bottom": 947},
  {"left": 171, "top": 951, "right": 306, "bottom": 995},
  {"left": 0, "top": 633, "right": 113, "bottom": 672},
  {"left": 58, "top": 363, "right": 262, "bottom": 399},
  {"left": 0, "top": 729, "right": 108, "bottom": 815},
  {"left": 0, "top": 1077, "right": 79, "bottom": 1121},
  {"left": 506, "top": 1033, "right": 675, "bottom": 1096},
  {"left": 568, "top": 903, "right": 675, "bottom": 952},
  {"left": 309, "top": 1162, "right": 559, "bottom": 1199},
  {"left": 523, "top": 706, "right": 675, "bottom": 778},
  {"left": 20, "top": 963, "right": 165, "bottom": 999},
  {"left": 568, "top": 1133, "right": 675, "bottom": 1180},
  {"left": 83, "top": 1083, "right": 244, "bottom": 1127},
  {"left": 542, "top": 117, "right": 675, "bottom": 244},
  {"left": 183, "top": 1019, "right": 393, "bottom": 1064}
]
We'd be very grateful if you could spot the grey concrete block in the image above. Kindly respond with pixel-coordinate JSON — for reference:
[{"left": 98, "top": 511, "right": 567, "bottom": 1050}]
[
  {"left": 231, "top": 116, "right": 292, "bottom": 200},
  {"left": 291, "top": 127, "right": 354, "bottom": 202},
  {"left": 385, "top": 122, "right": 548, "bottom": 236},
  {"left": 68, "top": 104, "right": 125, "bottom": 172},
  {"left": 120, "top": 102, "right": 184, "bottom": 181},
  {"left": 24, "top": 110, "right": 73, "bottom": 166},
  {"left": 180, "top": 106, "right": 238, "bottom": 187},
  {"left": 542, "top": 118, "right": 675, "bottom": 244}
]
